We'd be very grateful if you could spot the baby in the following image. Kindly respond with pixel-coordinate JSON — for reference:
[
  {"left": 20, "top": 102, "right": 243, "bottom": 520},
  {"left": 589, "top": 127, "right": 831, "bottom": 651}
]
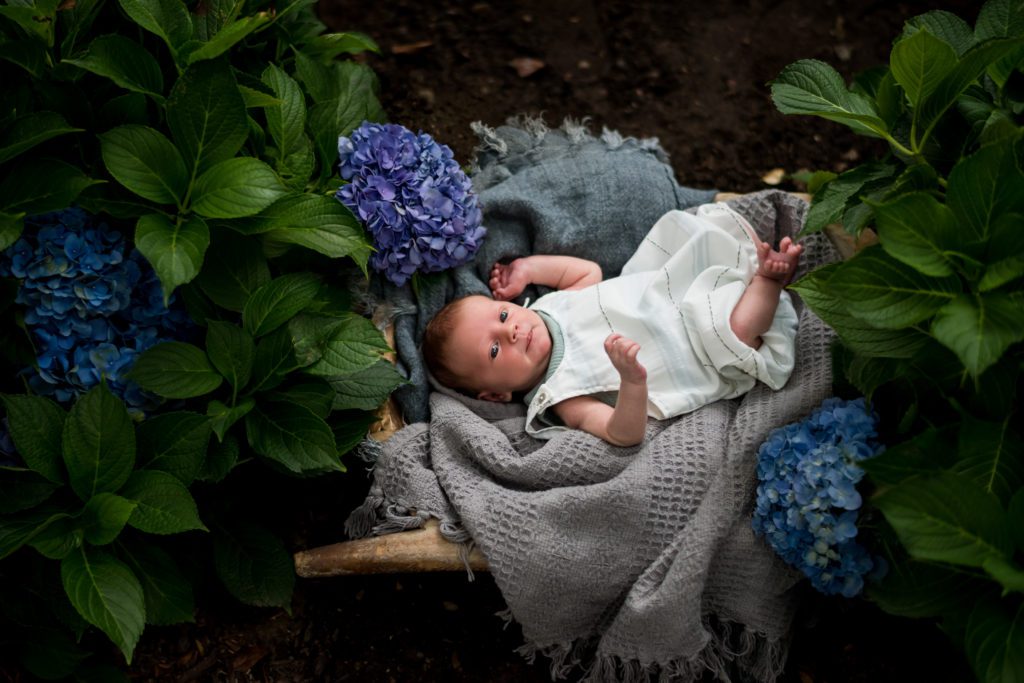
[{"left": 423, "top": 204, "right": 803, "bottom": 447}]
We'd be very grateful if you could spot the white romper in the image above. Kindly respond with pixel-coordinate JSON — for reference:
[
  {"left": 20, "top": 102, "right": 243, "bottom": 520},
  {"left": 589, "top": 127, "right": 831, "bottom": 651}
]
[{"left": 524, "top": 203, "right": 799, "bottom": 439}]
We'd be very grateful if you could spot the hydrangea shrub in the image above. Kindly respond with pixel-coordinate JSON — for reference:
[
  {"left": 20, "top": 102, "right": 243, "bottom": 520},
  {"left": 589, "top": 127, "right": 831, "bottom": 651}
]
[
  {"left": 337, "top": 122, "right": 485, "bottom": 286},
  {"left": 753, "top": 398, "right": 884, "bottom": 598}
]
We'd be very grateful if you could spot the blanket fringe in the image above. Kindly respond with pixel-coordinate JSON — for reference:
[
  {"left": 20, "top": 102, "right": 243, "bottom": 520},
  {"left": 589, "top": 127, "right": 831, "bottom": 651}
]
[{"left": 342, "top": 485, "right": 385, "bottom": 539}]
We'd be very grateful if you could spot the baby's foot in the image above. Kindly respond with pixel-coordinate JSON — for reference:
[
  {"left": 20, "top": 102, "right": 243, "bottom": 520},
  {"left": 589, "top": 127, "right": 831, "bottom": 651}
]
[
  {"left": 756, "top": 237, "right": 803, "bottom": 285},
  {"left": 604, "top": 334, "right": 647, "bottom": 384}
]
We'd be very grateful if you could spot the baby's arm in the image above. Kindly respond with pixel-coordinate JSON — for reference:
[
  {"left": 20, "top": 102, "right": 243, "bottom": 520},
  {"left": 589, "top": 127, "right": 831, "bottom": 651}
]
[
  {"left": 552, "top": 334, "right": 648, "bottom": 447},
  {"left": 490, "top": 255, "right": 602, "bottom": 301},
  {"left": 730, "top": 237, "right": 803, "bottom": 349}
]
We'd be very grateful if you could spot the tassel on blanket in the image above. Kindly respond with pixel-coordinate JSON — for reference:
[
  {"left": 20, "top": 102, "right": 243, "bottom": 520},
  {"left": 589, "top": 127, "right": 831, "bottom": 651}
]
[{"left": 343, "top": 485, "right": 386, "bottom": 539}]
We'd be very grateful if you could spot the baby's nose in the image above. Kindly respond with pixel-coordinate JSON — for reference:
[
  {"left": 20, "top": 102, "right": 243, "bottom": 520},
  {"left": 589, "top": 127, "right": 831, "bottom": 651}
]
[{"left": 509, "top": 323, "right": 519, "bottom": 342}]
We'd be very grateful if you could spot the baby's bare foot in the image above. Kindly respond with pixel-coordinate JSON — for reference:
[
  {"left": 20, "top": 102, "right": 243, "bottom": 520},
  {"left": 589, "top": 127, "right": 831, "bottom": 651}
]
[{"left": 756, "top": 237, "right": 803, "bottom": 284}]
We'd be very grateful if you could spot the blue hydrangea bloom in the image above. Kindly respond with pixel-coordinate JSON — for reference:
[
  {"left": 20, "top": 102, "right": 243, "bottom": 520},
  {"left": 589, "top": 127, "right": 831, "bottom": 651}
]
[
  {"left": 336, "top": 121, "right": 486, "bottom": 286},
  {"left": 0, "top": 208, "right": 191, "bottom": 411},
  {"left": 752, "top": 397, "right": 885, "bottom": 598}
]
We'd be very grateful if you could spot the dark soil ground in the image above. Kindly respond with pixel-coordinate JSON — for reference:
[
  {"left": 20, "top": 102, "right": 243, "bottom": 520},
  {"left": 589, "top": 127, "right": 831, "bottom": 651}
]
[{"left": 126, "top": 1, "right": 980, "bottom": 681}]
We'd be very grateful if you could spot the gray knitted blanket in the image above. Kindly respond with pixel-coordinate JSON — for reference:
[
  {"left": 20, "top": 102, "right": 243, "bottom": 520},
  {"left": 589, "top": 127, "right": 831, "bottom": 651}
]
[{"left": 348, "top": 120, "right": 839, "bottom": 682}]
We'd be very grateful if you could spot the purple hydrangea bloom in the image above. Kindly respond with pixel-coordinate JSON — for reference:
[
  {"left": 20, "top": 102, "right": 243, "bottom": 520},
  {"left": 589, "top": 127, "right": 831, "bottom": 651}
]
[
  {"left": 336, "top": 122, "right": 486, "bottom": 286},
  {"left": 1, "top": 208, "right": 192, "bottom": 412},
  {"left": 752, "top": 397, "right": 885, "bottom": 598}
]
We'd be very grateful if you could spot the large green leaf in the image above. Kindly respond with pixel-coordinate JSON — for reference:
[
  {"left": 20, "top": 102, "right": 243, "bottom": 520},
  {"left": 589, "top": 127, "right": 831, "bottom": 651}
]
[
  {"left": 248, "top": 326, "right": 299, "bottom": 392},
  {"left": 242, "top": 272, "right": 321, "bottom": 337},
  {"left": 0, "top": 158, "right": 100, "bottom": 215},
  {"left": 244, "top": 400, "right": 341, "bottom": 474},
  {"left": 0, "top": 507, "right": 70, "bottom": 559},
  {"left": 954, "top": 416, "right": 1024, "bottom": 507},
  {"left": 770, "top": 59, "right": 889, "bottom": 139},
  {"left": 873, "top": 472, "right": 1013, "bottom": 567},
  {"left": 26, "top": 515, "right": 80, "bottom": 560},
  {"left": 932, "top": 292, "right": 1024, "bottom": 377},
  {"left": 187, "top": 13, "right": 270, "bottom": 64},
  {"left": 0, "top": 4, "right": 55, "bottom": 47},
  {"left": 947, "top": 143, "right": 1024, "bottom": 243},
  {"left": 891, "top": 29, "right": 958, "bottom": 119},
  {"left": 1, "top": 394, "right": 66, "bottom": 482},
  {"left": 261, "top": 64, "right": 315, "bottom": 187},
  {"left": 195, "top": 235, "right": 270, "bottom": 311},
  {"left": 862, "top": 425, "right": 959, "bottom": 486},
  {"left": 828, "top": 246, "right": 961, "bottom": 329},
  {"left": 100, "top": 126, "right": 188, "bottom": 205},
  {"left": 302, "top": 31, "right": 380, "bottom": 59},
  {"left": 902, "top": 10, "right": 975, "bottom": 56},
  {"left": 135, "top": 213, "right": 209, "bottom": 302},
  {"left": 120, "top": 470, "right": 206, "bottom": 534},
  {"left": 62, "top": 385, "right": 136, "bottom": 502},
  {"left": 206, "top": 398, "right": 253, "bottom": 443},
  {"left": 212, "top": 520, "right": 293, "bottom": 608},
  {"left": 307, "top": 62, "right": 386, "bottom": 176},
  {"left": 118, "top": 542, "right": 194, "bottom": 625},
  {"left": 265, "top": 380, "right": 334, "bottom": 420},
  {"left": 258, "top": 194, "right": 371, "bottom": 265},
  {"left": 63, "top": 35, "right": 165, "bottom": 101},
  {"left": 61, "top": 546, "right": 145, "bottom": 662},
  {"left": 867, "top": 555, "right": 992, "bottom": 618},
  {"left": 189, "top": 0, "right": 238, "bottom": 40},
  {"left": 206, "top": 321, "right": 254, "bottom": 390},
  {"left": 965, "top": 599, "right": 1024, "bottom": 683},
  {"left": 301, "top": 314, "right": 390, "bottom": 377},
  {"left": 166, "top": 59, "right": 248, "bottom": 176},
  {"left": 80, "top": 493, "right": 137, "bottom": 545},
  {"left": 191, "top": 157, "right": 287, "bottom": 218},
  {"left": 873, "top": 191, "right": 960, "bottom": 276},
  {"left": 980, "top": 212, "right": 1024, "bottom": 292},
  {"left": 983, "top": 556, "right": 1024, "bottom": 594},
  {"left": 329, "top": 360, "right": 407, "bottom": 411},
  {"left": 117, "top": 0, "right": 192, "bottom": 52},
  {"left": 0, "top": 112, "right": 81, "bottom": 164},
  {"left": 804, "top": 163, "right": 895, "bottom": 235},
  {"left": 136, "top": 411, "right": 211, "bottom": 484},
  {"left": 198, "top": 428, "right": 240, "bottom": 479},
  {"left": 977, "top": 0, "right": 1024, "bottom": 86},
  {"left": 128, "top": 342, "right": 223, "bottom": 399}
]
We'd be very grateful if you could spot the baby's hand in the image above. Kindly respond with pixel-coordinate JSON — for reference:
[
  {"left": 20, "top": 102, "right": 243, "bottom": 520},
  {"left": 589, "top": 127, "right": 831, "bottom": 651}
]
[
  {"left": 604, "top": 334, "right": 647, "bottom": 385},
  {"left": 490, "top": 259, "right": 531, "bottom": 300}
]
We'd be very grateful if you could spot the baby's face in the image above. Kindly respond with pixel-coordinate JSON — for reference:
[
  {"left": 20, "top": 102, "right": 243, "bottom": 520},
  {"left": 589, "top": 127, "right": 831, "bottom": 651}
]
[{"left": 447, "top": 295, "right": 552, "bottom": 401}]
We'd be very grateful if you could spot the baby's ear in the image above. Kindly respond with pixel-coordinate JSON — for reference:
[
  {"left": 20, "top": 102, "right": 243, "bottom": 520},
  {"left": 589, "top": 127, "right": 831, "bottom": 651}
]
[{"left": 477, "top": 390, "right": 512, "bottom": 403}]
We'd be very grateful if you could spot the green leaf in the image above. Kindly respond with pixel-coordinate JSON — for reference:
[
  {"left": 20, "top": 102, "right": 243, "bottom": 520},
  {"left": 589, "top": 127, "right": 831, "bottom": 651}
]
[
  {"left": 189, "top": 0, "right": 238, "bottom": 40},
  {"left": 238, "top": 84, "right": 281, "bottom": 108},
  {"left": 867, "top": 555, "right": 992, "bottom": 618},
  {"left": 63, "top": 35, "right": 165, "bottom": 101},
  {"left": 980, "top": 212, "right": 1024, "bottom": 291},
  {"left": 206, "top": 398, "right": 254, "bottom": 443},
  {"left": 191, "top": 157, "right": 287, "bottom": 218},
  {"left": 195, "top": 235, "right": 270, "bottom": 312},
  {"left": 307, "top": 61, "right": 386, "bottom": 176},
  {"left": 0, "top": 3, "right": 56, "bottom": 47},
  {"left": 932, "top": 292, "right": 1024, "bottom": 377},
  {"left": 0, "top": 112, "right": 81, "bottom": 164},
  {"left": 843, "top": 355, "right": 910, "bottom": 400},
  {"left": 118, "top": 542, "right": 194, "bottom": 625},
  {"left": 303, "top": 314, "right": 389, "bottom": 377},
  {"left": 0, "top": 39, "right": 47, "bottom": 77},
  {"left": 983, "top": 556, "right": 1024, "bottom": 594},
  {"left": 128, "top": 342, "right": 223, "bottom": 399},
  {"left": 976, "top": 0, "right": 1024, "bottom": 42},
  {"left": 770, "top": 59, "right": 889, "bottom": 138},
  {"left": 248, "top": 326, "right": 299, "bottom": 392},
  {"left": 873, "top": 191, "right": 959, "bottom": 276},
  {"left": 120, "top": 470, "right": 206, "bottom": 534},
  {"left": 135, "top": 213, "right": 209, "bottom": 302},
  {"left": 213, "top": 520, "right": 293, "bottom": 608},
  {"left": 873, "top": 472, "right": 1013, "bottom": 567},
  {"left": 954, "top": 416, "right": 1024, "bottom": 507},
  {"left": 198, "top": 429, "right": 240, "bottom": 480},
  {"left": 965, "top": 599, "right": 1024, "bottom": 683},
  {"left": 117, "top": 0, "right": 192, "bottom": 52},
  {"left": 80, "top": 493, "right": 137, "bottom": 546},
  {"left": 331, "top": 409, "right": 377, "bottom": 455},
  {"left": 1, "top": 394, "right": 66, "bottom": 482},
  {"left": 804, "top": 163, "right": 895, "bottom": 234},
  {"left": 61, "top": 546, "right": 145, "bottom": 662},
  {"left": 166, "top": 59, "right": 248, "bottom": 176},
  {"left": 258, "top": 194, "right": 372, "bottom": 264},
  {"left": 902, "top": 10, "right": 975, "bottom": 56},
  {"left": 187, "top": 13, "right": 270, "bottom": 64},
  {"left": 948, "top": 143, "right": 1024, "bottom": 242},
  {"left": 0, "top": 469, "right": 60, "bottom": 514},
  {"left": 244, "top": 400, "right": 341, "bottom": 474},
  {"left": 265, "top": 379, "right": 334, "bottom": 419},
  {"left": 99, "top": 126, "right": 188, "bottom": 205},
  {"left": 0, "top": 507, "right": 70, "bottom": 560},
  {"left": 242, "top": 272, "right": 321, "bottom": 337},
  {"left": 302, "top": 31, "right": 380, "bottom": 59},
  {"left": 0, "top": 211, "right": 24, "bottom": 251},
  {"left": 862, "top": 425, "right": 959, "bottom": 486},
  {"left": 1010, "top": 490, "right": 1024, "bottom": 553},
  {"left": 891, "top": 29, "right": 958, "bottom": 115},
  {"left": 136, "top": 411, "right": 211, "bottom": 484},
  {"left": 261, "top": 63, "right": 315, "bottom": 186},
  {"left": 62, "top": 385, "right": 135, "bottom": 502},
  {"left": 828, "top": 246, "right": 961, "bottom": 329},
  {"left": 60, "top": 0, "right": 105, "bottom": 57},
  {"left": 329, "top": 360, "right": 407, "bottom": 411},
  {"left": 0, "top": 158, "right": 101, "bottom": 214},
  {"left": 28, "top": 517, "right": 81, "bottom": 560},
  {"left": 206, "top": 321, "right": 254, "bottom": 389}
]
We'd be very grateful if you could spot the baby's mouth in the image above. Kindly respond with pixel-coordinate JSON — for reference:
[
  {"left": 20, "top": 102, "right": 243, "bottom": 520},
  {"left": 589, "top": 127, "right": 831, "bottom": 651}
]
[{"left": 526, "top": 328, "right": 533, "bottom": 351}]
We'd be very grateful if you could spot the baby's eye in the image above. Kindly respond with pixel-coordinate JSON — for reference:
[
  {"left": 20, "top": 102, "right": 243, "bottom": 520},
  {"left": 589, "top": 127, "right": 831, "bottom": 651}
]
[
  {"left": 490, "top": 342, "right": 499, "bottom": 359},
  {"left": 499, "top": 309, "right": 508, "bottom": 322}
]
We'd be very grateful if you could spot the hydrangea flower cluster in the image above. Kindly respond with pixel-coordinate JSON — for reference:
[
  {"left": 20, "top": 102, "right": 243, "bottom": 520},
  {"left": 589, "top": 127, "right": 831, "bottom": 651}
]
[
  {"left": 0, "top": 208, "right": 190, "bottom": 410},
  {"left": 752, "top": 397, "right": 885, "bottom": 598},
  {"left": 336, "top": 121, "right": 486, "bottom": 286}
]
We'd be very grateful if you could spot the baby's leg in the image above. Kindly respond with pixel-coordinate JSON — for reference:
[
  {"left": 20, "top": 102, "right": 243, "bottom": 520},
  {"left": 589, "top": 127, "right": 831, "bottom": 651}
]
[{"left": 730, "top": 238, "right": 803, "bottom": 349}]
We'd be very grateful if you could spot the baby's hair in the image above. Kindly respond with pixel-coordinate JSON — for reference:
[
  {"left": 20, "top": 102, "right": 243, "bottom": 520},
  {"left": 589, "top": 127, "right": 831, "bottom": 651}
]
[{"left": 423, "top": 296, "right": 473, "bottom": 391}]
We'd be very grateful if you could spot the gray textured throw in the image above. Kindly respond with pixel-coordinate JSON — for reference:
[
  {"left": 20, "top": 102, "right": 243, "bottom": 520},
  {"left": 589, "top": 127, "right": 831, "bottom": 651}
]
[{"left": 348, "top": 120, "right": 840, "bottom": 682}]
